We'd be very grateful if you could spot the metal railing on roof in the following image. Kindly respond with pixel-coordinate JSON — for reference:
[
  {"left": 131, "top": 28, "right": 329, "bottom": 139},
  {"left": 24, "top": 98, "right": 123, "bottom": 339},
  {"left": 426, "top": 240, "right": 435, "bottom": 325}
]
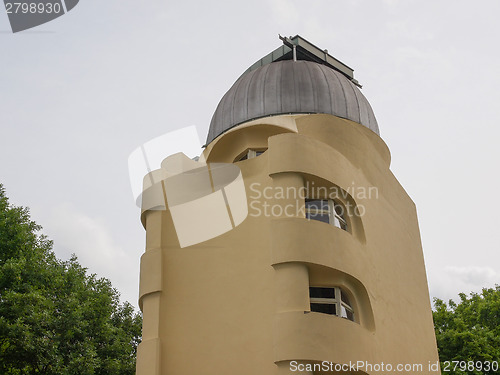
[{"left": 243, "top": 34, "right": 361, "bottom": 88}]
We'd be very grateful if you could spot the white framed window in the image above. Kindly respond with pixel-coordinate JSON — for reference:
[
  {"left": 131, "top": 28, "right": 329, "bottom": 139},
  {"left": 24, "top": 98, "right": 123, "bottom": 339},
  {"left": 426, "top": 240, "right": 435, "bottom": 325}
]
[
  {"left": 236, "top": 149, "right": 267, "bottom": 161},
  {"left": 305, "top": 199, "right": 348, "bottom": 231},
  {"left": 309, "top": 286, "right": 354, "bottom": 321}
]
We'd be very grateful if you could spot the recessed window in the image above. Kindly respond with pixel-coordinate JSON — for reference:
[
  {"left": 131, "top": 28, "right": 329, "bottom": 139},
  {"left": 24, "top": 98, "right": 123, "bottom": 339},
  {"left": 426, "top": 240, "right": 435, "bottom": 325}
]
[
  {"left": 236, "top": 149, "right": 266, "bottom": 161},
  {"left": 305, "top": 199, "right": 348, "bottom": 231},
  {"left": 309, "top": 286, "right": 354, "bottom": 321}
]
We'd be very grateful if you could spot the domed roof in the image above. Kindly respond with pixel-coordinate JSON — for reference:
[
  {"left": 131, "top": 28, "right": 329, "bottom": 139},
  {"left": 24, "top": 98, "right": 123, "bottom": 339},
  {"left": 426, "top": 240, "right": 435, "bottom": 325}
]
[{"left": 206, "top": 60, "right": 379, "bottom": 145}]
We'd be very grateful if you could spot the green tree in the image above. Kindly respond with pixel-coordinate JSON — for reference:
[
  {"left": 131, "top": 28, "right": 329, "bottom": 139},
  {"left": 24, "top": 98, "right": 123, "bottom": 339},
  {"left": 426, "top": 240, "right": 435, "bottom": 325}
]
[
  {"left": 0, "top": 184, "right": 142, "bottom": 374},
  {"left": 433, "top": 286, "right": 500, "bottom": 375}
]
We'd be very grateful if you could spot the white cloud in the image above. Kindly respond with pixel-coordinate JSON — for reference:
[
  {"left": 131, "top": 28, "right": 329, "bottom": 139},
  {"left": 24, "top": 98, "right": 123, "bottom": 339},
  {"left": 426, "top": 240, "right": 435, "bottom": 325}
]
[
  {"left": 445, "top": 266, "right": 499, "bottom": 287},
  {"left": 428, "top": 265, "right": 500, "bottom": 304},
  {"left": 267, "top": 0, "right": 300, "bottom": 24},
  {"left": 385, "top": 20, "right": 434, "bottom": 43},
  {"left": 45, "top": 204, "right": 139, "bottom": 308}
]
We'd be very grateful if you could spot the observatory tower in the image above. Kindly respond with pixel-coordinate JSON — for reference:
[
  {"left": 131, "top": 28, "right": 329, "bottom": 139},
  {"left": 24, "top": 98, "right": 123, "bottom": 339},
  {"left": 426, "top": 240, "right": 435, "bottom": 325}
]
[{"left": 136, "top": 35, "right": 441, "bottom": 375}]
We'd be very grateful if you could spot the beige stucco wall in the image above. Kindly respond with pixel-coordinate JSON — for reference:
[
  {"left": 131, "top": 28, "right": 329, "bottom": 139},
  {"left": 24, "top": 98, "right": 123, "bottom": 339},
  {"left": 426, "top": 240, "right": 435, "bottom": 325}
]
[{"left": 136, "top": 114, "right": 440, "bottom": 375}]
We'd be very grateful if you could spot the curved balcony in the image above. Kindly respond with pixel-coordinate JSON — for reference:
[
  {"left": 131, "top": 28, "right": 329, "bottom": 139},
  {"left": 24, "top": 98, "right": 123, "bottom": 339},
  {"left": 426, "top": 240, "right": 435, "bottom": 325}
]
[
  {"left": 270, "top": 217, "right": 375, "bottom": 332},
  {"left": 268, "top": 132, "right": 366, "bottom": 189},
  {"left": 273, "top": 311, "right": 375, "bottom": 369},
  {"left": 270, "top": 217, "right": 364, "bottom": 278}
]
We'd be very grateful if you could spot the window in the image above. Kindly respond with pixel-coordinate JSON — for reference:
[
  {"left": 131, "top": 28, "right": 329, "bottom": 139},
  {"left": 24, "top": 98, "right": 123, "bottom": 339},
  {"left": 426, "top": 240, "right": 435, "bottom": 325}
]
[
  {"left": 236, "top": 149, "right": 266, "bottom": 161},
  {"left": 305, "top": 199, "right": 348, "bottom": 231},
  {"left": 309, "top": 286, "right": 354, "bottom": 321}
]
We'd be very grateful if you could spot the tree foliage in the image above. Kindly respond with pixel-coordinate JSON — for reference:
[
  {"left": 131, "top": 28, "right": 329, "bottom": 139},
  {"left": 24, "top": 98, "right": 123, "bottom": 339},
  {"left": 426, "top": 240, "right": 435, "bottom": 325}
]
[
  {"left": 0, "top": 184, "right": 142, "bottom": 375},
  {"left": 433, "top": 286, "right": 500, "bottom": 374}
]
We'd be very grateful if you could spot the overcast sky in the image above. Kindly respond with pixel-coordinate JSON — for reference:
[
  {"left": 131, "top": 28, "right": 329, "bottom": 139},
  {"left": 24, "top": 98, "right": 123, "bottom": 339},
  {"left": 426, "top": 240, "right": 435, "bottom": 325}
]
[{"left": 1, "top": 0, "right": 499, "bottom": 309}]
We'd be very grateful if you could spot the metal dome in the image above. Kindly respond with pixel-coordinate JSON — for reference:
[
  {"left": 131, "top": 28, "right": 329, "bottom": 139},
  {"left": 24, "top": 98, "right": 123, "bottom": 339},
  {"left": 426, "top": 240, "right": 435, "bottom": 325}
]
[{"left": 206, "top": 60, "right": 379, "bottom": 145}]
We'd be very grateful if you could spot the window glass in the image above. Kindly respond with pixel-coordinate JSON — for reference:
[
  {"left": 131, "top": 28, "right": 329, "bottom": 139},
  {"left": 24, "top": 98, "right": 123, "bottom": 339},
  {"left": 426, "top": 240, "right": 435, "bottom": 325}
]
[
  {"left": 306, "top": 211, "right": 330, "bottom": 223},
  {"left": 309, "top": 287, "right": 335, "bottom": 299},
  {"left": 236, "top": 149, "right": 267, "bottom": 161},
  {"left": 311, "top": 303, "right": 336, "bottom": 315},
  {"left": 309, "top": 286, "right": 355, "bottom": 322},
  {"left": 334, "top": 204, "right": 344, "bottom": 216},
  {"left": 346, "top": 309, "right": 354, "bottom": 321},
  {"left": 305, "top": 199, "right": 329, "bottom": 211},
  {"left": 305, "top": 199, "right": 348, "bottom": 231},
  {"left": 340, "top": 290, "right": 350, "bottom": 305}
]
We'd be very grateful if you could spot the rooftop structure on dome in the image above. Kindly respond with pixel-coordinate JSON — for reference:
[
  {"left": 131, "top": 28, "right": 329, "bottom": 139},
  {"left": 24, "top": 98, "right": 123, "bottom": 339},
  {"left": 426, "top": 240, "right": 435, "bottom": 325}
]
[
  {"left": 206, "top": 35, "right": 378, "bottom": 146},
  {"left": 245, "top": 35, "right": 359, "bottom": 86}
]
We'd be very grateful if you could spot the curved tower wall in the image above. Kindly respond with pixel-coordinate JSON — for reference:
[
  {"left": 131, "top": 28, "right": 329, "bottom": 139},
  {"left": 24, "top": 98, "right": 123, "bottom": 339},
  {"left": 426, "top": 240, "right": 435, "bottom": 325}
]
[
  {"left": 136, "top": 41, "right": 440, "bottom": 374},
  {"left": 136, "top": 113, "right": 440, "bottom": 374}
]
